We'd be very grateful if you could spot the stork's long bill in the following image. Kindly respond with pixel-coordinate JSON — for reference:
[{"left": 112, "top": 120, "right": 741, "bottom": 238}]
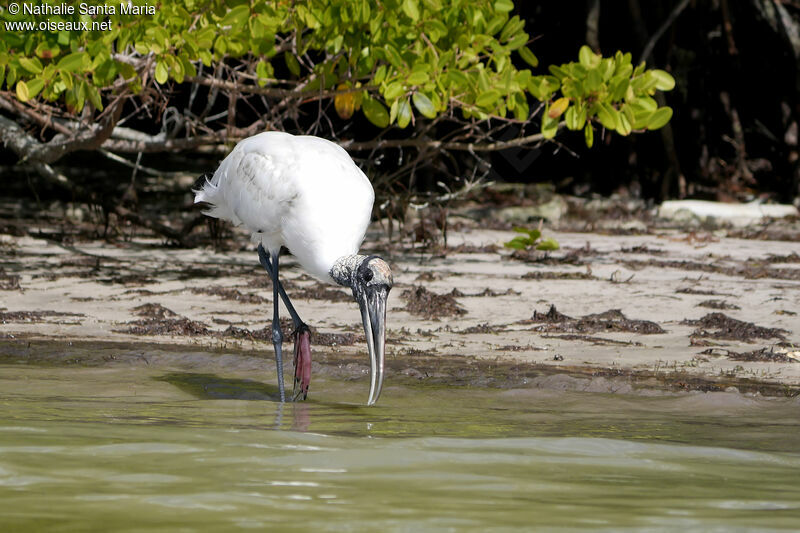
[
  {"left": 331, "top": 254, "right": 392, "bottom": 405},
  {"left": 359, "top": 284, "right": 388, "bottom": 406}
]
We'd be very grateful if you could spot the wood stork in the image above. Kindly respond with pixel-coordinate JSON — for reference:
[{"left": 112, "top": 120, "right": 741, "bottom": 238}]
[{"left": 194, "top": 131, "right": 392, "bottom": 405}]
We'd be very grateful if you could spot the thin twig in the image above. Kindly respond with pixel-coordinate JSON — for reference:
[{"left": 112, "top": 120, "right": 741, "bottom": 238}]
[
  {"left": 341, "top": 124, "right": 562, "bottom": 152},
  {"left": 98, "top": 149, "right": 186, "bottom": 178},
  {"left": 640, "top": 0, "right": 692, "bottom": 63}
]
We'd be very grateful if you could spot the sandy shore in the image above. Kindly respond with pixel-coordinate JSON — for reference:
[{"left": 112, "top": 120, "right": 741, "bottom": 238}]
[{"left": 1, "top": 212, "right": 799, "bottom": 396}]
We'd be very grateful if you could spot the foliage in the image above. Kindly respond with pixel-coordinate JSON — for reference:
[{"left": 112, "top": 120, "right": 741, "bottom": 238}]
[
  {"left": 0, "top": 0, "right": 678, "bottom": 245},
  {"left": 538, "top": 46, "right": 674, "bottom": 145},
  {"left": 503, "top": 226, "right": 559, "bottom": 251},
  {"left": 1, "top": 0, "right": 674, "bottom": 147}
]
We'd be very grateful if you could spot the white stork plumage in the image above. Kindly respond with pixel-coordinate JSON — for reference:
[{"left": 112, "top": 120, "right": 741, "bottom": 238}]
[{"left": 194, "top": 131, "right": 392, "bottom": 405}]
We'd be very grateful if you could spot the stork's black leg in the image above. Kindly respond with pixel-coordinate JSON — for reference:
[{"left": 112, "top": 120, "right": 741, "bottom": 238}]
[
  {"left": 258, "top": 244, "right": 311, "bottom": 402},
  {"left": 258, "top": 244, "right": 305, "bottom": 329},
  {"left": 267, "top": 249, "right": 286, "bottom": 403}
]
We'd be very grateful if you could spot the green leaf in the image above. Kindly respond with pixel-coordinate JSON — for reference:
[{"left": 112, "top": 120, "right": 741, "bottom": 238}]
[
  {"left": 512, "top": 92, "right": 529, "bottom": 121},
  {"left": 503, "top": 236, "right": 530, "bottom": 250},
  {"left": 284, "top": 52, "right": 301, "bottom": 76},
  {"left": 373, "top": 65, "right": 388, "bottom": 85},
  {"left": 527, "top": 77, "right": 545, "bottom": 100},
  {"left": 476, "top": 89, "right": 501, "bottom": 108},
  {"left": 446, "top": 70, "right": 468, "bottom": 87},
  {"left": 578, "top": 45, "right": 598, "bottom": 69},
  {"left": 402, "top": 0, "right": 420, "bottom": 21},
  {"left": 535, "top": 237, "right": 560, "bottom": 251},
  {"left": 565, "top": 105, "right": 586, "bottom": 130},
  {"left": 630, "top": 108, "right": 653, "bottom": 129},
  {"left": 541, "top": 110, "right": 558, "bottom": 139},
  {"left": 256, "top": 60, "right": 272, "bottom": 86},
  {"left": 646, "top": 106, "right": 673, "bottom": 130},
  {"left": 519, "top": 46, "right": 538, "bottom": 67},
  {"left": 59, "top": 70, "right": 73, "bottom": 90},
  {"left": 494, "top": 0, "right": 514, "bottom": 12},
  {"left": 171, "top": 57, "right": 185, "bottom": 83},
  {"left": 383, "top": 44, "right": 404, "bottom": 67},
  {"left": 601, "top": 58, "right": 616, "bottom": 81},
  {"left": 611, "top": 77, "right": 629, "bottom": 101},
  {"left": 15, "top": 80, "right": 30, "bottom": 102},
  {"left": 362, "top": 96, "right": 390, "bottom": 128},
  {"left": 630, "top": 96, "right": 658, "bottom": 113},
  {"left": 180, "top": 55, "right": 197, "bottom": 79},
  {"left": 117, "top": 61, "right": 136, "bottom": 80},
  {"left": 407, "top": 70, "right": 429, "bottom": 85},
  {"left": 621, "top": 103, "right": 635, "bottom": 128},
  {"left": 595, "top": 102, "right": 618, "bottom": 130},
  {"left": 87, "top": 84, "right": 103, "bottom": 111},
  {"left": 584, "top": 123, "right": 594, "bottom": 148},
  {"left": 220, "top": 5, "right": 250, "bottom": 29},
  {"left": 18, "top": 57, "right": 43, "bottom": 74},
  {"left": 397, "top": 99, "right": 412, "bottom": 128},
  {"left": 615, "top": 111, "right": 632, "bottom": 136},
  {"left": 586, "top": 68, "right": 602, "bottom": 92},
  {"left": 384, "top": 81, "right": 406, "bottom": 100},
  {"left": 94, "top": 58, "right": 117, "bottom": 84},
  {"left": 76, "top": 80, "right": 87, "bottom": 112},
  {"left": 155, "top": 60, "right": 168, "bottom": 84},
  {"left": 548, "top": 65, "right": 568, "bottom": 80},
  {"left": 412, "top": 92, "right": 436, "bottom": 118},
  {"left": 506, "top": 32, "right": 528, "bottom": 50},
  {"left": 633, "top": 71, "right": 659, "bottom": 93},
  {"left": 423, "top": 19, "right": 448, "bottom": 42},
  {"left": 514, "top": 226, "right": 541, "bottom": 241},
  {"left": 651, "top": 69, "right": 675, "bottom": 91},
  {"left": 500, "top": 15, "right": 524, "bottom": 42}
]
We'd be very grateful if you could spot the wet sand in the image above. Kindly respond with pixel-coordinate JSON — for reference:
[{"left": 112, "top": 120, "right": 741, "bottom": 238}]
[{"left": 1, "top": 214, "right": 799, "bottom": 397}]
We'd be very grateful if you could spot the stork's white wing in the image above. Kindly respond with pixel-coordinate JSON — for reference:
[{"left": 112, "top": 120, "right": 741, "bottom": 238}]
[{"left": 195, "top": 132, "right": 374, "bottom": 281}]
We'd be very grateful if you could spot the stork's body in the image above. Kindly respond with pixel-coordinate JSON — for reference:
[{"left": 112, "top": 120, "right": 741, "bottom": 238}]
[{"left": 195, "top": 132, "right": 392, "bottom": 405}]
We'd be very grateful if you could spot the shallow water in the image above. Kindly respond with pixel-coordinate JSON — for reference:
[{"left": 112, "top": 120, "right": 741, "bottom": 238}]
[{"left": 2, "top": 347, "right": 800, "bottom": 531}]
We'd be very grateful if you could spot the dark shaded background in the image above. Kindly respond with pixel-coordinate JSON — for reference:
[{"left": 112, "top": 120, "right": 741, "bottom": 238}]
[{"left": 517, "top": 0, "right": 800, "bottom": 203}]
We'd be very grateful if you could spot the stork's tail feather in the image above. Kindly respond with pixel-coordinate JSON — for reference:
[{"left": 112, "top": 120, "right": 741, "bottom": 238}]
[
  {"left": 192, "top": 172, "right": 216, "bottom": 204},
  {"left": 193, "top": 171, "right": 240, "bottom": 223}
]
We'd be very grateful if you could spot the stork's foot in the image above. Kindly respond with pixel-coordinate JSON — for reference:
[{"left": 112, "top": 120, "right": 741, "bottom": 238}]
[{"left": 292, "top": 324, "right": 311, "bottom": 401}]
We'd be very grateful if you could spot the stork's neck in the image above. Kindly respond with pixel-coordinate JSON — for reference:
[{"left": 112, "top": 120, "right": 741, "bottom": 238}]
[{"left": 330, "top": 255, "right": 367, "bottom": 287}]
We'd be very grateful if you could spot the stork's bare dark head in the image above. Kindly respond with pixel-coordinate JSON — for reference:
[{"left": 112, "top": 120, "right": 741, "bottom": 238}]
[
  {"left": 330, "top": 255, "right": 392, "bottom": 406},
  {"left": 355, "top": 256, "right": 393, "bottom": 294}
]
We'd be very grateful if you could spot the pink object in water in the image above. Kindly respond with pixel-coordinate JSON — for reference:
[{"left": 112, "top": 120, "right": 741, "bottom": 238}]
[{"left": 293, "top": 328, "right": 311, "bottom": 401}]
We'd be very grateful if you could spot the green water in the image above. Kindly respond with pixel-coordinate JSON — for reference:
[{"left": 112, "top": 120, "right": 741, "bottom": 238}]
[{"left": 1, "top": 345, "right": 800, "bottom": 531}]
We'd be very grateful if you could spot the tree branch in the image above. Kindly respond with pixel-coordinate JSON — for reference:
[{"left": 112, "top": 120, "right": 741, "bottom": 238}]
[
  {"left": 640, "top": 0, "right": 692, "bottom": 63},
  {"left": 186, "top": 75, "right": 294, "bottom": 98},
  {"left": 586, "top": 0, "right": 601, "bottom": 51},
  {"left": 0, "top": 115, "right": 85, "bottom": 197},
  {"left": 340, "top": 125, "right": 562, "bottom": 152},
  {"left": 100, "top": 133, "right": 230, "bottom": 153},
  {"left": 98, "top": 149, "right": 187, "bottom": 178},
  {"left": 1, "top": 93, "right": 125, "bottom": 164}
]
